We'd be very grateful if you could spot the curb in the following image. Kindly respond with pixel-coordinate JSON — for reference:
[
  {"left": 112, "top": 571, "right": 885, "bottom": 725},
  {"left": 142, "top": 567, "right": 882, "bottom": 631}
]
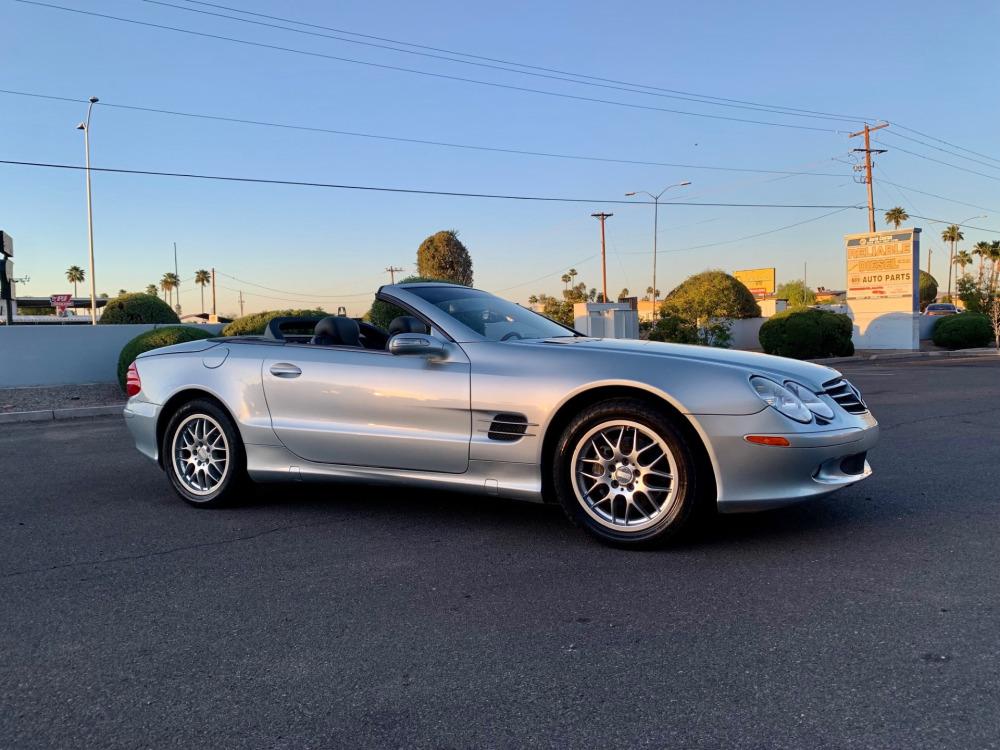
[
  {"left": 813, "top": 349, "right": 1000, "bottom": 366},
  {"left": 0, "top": 404, "right": 124, "bottom": 425}
]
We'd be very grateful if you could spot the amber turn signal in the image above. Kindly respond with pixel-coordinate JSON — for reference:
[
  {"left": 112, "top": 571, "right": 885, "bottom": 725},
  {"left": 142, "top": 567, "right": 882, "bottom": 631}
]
[{"left": 744, "top": 435, "right": 791, "bottom": 447}]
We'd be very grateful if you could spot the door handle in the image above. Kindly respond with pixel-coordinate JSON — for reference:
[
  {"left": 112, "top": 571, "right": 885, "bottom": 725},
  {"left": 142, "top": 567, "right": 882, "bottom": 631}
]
[{"left": 269, "top": 363, "right": 302, "bottom": 378}]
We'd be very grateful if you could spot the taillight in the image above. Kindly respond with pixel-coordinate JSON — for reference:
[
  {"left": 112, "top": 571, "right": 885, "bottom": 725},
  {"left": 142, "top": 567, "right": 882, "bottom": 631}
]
[{"left": 125, "top": 361, "right": 142, "bottom": 397}]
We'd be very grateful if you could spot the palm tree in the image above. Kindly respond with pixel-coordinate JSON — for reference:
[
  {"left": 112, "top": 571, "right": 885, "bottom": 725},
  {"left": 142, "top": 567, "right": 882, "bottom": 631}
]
[
  {"left": 954, "top": 250, "right": 974, "bottom": 277},
  {"left": 618, "top": 288, "right": 630, "bottom": 300},
  {"left": 527, "top": 294, "right": 539, "bottom": 305},
  {"left": 194, "top": 269, "right": 211, "bottom": 313},
  {"left": 568, "top": 268, "right": 578, "bottom": 282},
  {"left": 884, "top": 207, "right": 909, "bottom": 229},
  {"left": 117, "top": 288, "right": 128, "bottom": 296},
  {"left": 65, "top": 265, "right": 85, "bottom": 297},
  {"left": 989, "top": 241, "right": 1000, "bottom": 295},
  {"left": 561, "top": 273, "right": 571, "bottom": 290},
  {"left": 160, "top": 272, "right": 178, "bottom": 307},
  {"left": 145, "top": 284, "right": 158, "bottom": 296},
  {"left": 941, "top": 225, "right": 964, "bottom": 300},
  {"left": 973, "top": 241, "right": 992, "bottom": 286}
]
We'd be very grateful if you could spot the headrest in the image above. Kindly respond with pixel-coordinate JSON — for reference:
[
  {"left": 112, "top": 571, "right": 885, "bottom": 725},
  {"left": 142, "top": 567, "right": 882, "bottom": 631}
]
[
  {"left": 388, "top": 316, "right": 429, "bottom": 336},
  {"left": 313, "top": 316, "right": 360, "bottom": 346}
]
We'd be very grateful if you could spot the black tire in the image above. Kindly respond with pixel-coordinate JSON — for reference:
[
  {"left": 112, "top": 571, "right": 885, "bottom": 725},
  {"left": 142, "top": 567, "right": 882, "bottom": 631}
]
[
  {"left": 552, "top": 398, "right": 700, "bottom": 548},
  {"left": 161, "top": 398, "right": 248, "bottom": 508}
]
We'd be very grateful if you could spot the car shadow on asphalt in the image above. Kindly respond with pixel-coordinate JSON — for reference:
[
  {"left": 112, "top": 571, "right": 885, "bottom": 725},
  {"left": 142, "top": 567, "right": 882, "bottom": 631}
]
[{"left": 237, "top": 480, "right": 875, "bottom": 552}]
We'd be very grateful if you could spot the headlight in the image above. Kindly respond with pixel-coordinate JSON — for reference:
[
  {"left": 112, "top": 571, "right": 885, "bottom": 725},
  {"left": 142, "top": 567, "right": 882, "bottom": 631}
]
[
  {"left": 784, "top": 381, "right": 835, "bottom": 420},
  {"left": 750, "top": 376, "right": 812, "bottom": 423}
]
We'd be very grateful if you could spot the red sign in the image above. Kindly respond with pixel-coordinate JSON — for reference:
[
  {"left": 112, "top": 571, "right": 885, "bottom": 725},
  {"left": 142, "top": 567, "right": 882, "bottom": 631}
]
[{"left": 50, "top": 294, "right": 72, "bottom": 314}]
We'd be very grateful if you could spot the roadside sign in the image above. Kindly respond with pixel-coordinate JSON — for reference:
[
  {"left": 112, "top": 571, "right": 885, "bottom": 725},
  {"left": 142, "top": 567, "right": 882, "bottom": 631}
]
[
  {"left": 50, "top": 294, "right": 72, "bottom": 315},
  {"left": 845, "top": 229, "right": 919, "bottom": 301},
  {"left": 734, "top": 268, "right": 776, "bottom": 298}
]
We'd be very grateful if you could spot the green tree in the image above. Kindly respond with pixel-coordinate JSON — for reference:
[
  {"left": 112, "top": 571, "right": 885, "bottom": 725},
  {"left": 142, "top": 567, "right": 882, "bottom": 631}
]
[
  {"left": 145, "top": 284, "right": 158, "bottom": 296},
  {"left": 416, "top": 230, "right": 473, "bottom": 286},
  {"left": 942, "top": 224, "right": 964, "bottom": 301},
  {"left": 194, "top": 269, "right": 211, "bottom": 313},
  {"left": 776, "top": 279, "right": 816, "bottom": 307},
  {"left": 919, "top": 270, "right": 938, "bottom": 310},
  {"left": 117, "top": 288, "right": 128, "bottom": 296},
  {"left": 160, "top": 272, "right": 180, "bottom": 308},
  {"left": 884, "top": 206, "right": 909, "bottom": 229},
  {"left": 65, "top": 265, "right": 85, "bottom": 296},
  {"left": 659, "top": 271, "right": 760, "bottom": 347}
]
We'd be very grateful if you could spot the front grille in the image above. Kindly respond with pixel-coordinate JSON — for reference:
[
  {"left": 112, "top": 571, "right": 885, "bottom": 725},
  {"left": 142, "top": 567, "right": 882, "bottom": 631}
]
[
  {"left": 487, "top": 413, "right": 529, "bottom": 441},
  {"left": 823, "top": 378, "right": 868, "bottom": 415}
]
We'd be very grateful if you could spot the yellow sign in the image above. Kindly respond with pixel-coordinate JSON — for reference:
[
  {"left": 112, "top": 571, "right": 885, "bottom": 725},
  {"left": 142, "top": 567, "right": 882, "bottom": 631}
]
[
  {"left": 734, "top": 268, "right": 776, "bottom": 298},
  {"left": 845, "top": 229, "right": 919, "bottom": 300}
]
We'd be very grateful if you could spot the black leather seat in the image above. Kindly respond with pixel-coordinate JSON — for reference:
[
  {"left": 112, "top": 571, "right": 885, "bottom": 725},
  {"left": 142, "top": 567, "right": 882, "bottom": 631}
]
[
  {"left": 388, "top": 316, "right": 428, "bottom": 336},
  {"left": 311, "top": 316, "right": 361, "bottom": 347}
]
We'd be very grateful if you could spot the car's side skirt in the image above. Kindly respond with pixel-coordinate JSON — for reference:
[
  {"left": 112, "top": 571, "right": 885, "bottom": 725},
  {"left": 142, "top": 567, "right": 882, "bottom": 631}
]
[{"left": 244, "top": 444, "right": 545, "bottom": 503}]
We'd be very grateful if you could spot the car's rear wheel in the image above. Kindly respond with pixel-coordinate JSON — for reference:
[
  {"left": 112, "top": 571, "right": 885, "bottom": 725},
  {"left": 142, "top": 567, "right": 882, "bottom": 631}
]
[
  {"left": 162, "top": 399, "right": 247, "bottom": 508},
  {"left": 552, "top": 398, "right": 700, "bottom": 548}
]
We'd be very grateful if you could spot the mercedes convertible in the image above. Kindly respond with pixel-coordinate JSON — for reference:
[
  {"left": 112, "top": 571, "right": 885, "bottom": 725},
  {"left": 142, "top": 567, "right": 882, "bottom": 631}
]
[{"left": 124, "top": 282, "right": 878, "bottom": 547}]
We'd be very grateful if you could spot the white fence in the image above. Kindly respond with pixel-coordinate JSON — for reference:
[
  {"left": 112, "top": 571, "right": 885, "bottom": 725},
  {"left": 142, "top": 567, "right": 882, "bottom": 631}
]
[{"left": 0, "top": 324, "right": 223, "bottom": 388}]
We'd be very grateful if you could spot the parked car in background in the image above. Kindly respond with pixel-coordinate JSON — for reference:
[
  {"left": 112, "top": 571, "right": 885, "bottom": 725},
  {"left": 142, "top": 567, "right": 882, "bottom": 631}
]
[
  {"left": 923, "top": 303, "right": 960, "bottom": 316},
  {"left": 123, "top": 283, "right": 878, "bottom": 548}
]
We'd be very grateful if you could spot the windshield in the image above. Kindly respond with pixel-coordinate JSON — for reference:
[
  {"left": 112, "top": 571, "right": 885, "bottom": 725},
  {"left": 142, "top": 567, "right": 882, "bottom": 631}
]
[{"left": 405, "top": 286, "right": 578, "bottom": 341}]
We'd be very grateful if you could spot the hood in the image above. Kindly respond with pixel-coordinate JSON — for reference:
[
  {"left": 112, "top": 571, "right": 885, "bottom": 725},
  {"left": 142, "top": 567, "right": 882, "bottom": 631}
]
[{"left": 539, "top": 337, "right": 840, "bottom": 389}]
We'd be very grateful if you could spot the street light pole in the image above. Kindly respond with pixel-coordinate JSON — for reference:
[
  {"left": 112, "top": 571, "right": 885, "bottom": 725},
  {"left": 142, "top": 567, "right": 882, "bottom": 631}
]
[
  {"left": 76, "top": 96, "right": 99, "bottom": 325},
  {"left": 626, "top": 181, "right": 691, "bottom": 319}
]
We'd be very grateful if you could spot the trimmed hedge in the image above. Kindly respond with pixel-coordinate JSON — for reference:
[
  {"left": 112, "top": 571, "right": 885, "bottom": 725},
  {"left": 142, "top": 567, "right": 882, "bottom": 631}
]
[
  {"left": 221, "top": 309, "right": 326, "bottom": 337},
  {"left": 118, "top": 326, "right": 215, "bottom": 390},
  {"left": 932, "top": 313, "right": 992, "bottom": 349},
  {"left": 99, "top": 293, "right": 179, "bottom": 325},
  {"left": 759, "top": 308, "right": 854, "bottom": 359}
]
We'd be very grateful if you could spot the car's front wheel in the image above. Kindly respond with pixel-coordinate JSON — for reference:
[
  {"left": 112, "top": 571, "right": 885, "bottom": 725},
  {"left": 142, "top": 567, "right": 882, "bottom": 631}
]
[
  {"left": 162, "top": 398, "right": 247, "bottom": 508},
  {"left": 552, "top": 398, "right": 700, "bottom": 548}
]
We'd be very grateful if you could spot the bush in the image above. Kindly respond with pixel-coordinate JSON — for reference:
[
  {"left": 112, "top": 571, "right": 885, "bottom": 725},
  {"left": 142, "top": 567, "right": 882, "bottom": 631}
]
[
  {"left": 366, "top": 276, "right": 453, "bottom": 330},
  {"left": 117, "top": 326, "right": 215, "bottom": 389},
  {"left": 661, "top": 270, "right": 761, "bottom": 322},
  {"left": 932, "top": 313, "right": 992, "bottom": 349},
  {"left": 417, "top": 230, "right": 473, "bottom": 286},
  {"left": 221, "top": 309, "right": 326, "bottom": 337},
  {"left": 647, "top": 314, "right": 699, "bottom": 344},
  {"left": 99, "top": 293, "right": 179, "bottom": 325},
  {"left": 759, "top": 308, "right": 855, "bottom": 359}
]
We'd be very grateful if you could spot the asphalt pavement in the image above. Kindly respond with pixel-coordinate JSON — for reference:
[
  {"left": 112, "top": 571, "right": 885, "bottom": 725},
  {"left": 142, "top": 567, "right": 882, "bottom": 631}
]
[{"left": 2, "top": 357, "right": 998, "bottom": 749}]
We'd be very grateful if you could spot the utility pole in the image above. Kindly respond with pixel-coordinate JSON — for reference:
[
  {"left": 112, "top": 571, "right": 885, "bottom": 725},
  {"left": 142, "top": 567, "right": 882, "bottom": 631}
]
[
  {"left": 927, "top": 248, "right": 932, "bottom": 276},
  {"left": 591, "top": 212, "right": 613, "bottom": 303},
  {"left": 237, "top": 290, "right": 245, "bottom": 317},
  {"left": 804, "top": 261, "right": 808, "bottom": 289},
  {"left": 385, "top": 266, "right": 404, "bottom": 284},
  {"left": 211, "top": 267, "right": 217, "bottom": 319},
  {"left": 849, "top": 122, "right": 889, "bottom": 233},
  {"left": 76, "top": 96, "right": 99, "bottom": 324}
]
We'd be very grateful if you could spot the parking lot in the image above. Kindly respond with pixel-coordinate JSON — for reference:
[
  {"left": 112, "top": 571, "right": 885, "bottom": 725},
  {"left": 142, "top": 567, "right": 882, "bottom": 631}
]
[{"left": 2, "top": 356, "right": 998, "bottom": 748}]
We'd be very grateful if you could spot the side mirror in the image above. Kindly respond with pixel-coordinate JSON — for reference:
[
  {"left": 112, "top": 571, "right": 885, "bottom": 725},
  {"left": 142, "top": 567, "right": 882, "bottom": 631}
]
[{"left": 388, "top": 333, "right": 447, "bottom": 359}]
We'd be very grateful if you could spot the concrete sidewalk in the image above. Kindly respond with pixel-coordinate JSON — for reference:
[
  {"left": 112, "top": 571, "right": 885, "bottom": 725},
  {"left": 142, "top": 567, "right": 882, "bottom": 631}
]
[
  {"left": 813, "top": 347, "right": 999, "bottom": 366},
  {"left": 0, "top": 383, "right": 125, "bottom": 424}
]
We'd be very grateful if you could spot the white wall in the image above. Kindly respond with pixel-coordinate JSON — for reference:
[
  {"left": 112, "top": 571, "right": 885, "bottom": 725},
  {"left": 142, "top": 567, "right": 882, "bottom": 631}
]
[
  {"left": 0, "top": 324, "right": 223, "bottom": 387},
  {"left": 728, "top": 318, "right": 765, "bottom": 350}
]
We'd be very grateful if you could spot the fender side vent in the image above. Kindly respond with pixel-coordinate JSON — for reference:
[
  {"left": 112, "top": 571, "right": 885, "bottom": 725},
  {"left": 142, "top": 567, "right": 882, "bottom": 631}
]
[{"left": 488, "top": 413, "right": 529, "bottom": 441}]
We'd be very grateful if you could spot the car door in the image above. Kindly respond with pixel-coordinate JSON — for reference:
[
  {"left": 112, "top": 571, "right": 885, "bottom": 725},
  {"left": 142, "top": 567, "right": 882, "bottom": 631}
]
[{"left": 261, "top": 342, "right": 471, "bottom": 473}]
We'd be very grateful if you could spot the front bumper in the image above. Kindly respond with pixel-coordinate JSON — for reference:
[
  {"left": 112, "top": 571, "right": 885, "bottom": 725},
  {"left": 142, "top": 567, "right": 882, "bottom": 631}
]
[
  {"left": 123, "top": 398, "right": 160, "bottom": 463},
  {"left": 693, "top": 410, "right": 879, "bottom": 512}
]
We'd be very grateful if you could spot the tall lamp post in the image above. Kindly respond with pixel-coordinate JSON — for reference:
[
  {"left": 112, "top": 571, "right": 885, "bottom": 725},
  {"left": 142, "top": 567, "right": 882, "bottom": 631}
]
[
  {"left": 626, "top": 181, "right": 691, "bottom": 319},
  {"left": 76, "top": 96, "right": 99, "bottom": 324}
]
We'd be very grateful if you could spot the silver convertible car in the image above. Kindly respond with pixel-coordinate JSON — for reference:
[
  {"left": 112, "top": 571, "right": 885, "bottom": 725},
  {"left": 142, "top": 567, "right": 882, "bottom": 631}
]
[{"left": 124, "top": 282, "right": 878, "bottom": 547}]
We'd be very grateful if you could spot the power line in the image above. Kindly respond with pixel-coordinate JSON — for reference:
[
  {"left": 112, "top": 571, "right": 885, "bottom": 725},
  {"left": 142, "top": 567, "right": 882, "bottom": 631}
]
[
  {"left": 496, "top": 254, "right": 599, "bottom": 293},
  {"left": 618, "top": 207, "right": 858, "bottom": 255},
  {"left": 0, "top": 159, "right": 862, "bottom": 208},
  {"left": 15, "top": 1, "right": 847, "bottom": 133},
  {"left": 139, "top": 0, "right": 863, "bottom": 125},
  {"left": 0, "top": 89, "right": 851, "bottom": 178},
  {"left": 879, "top": 130, "right": 1000, "bottom": 172},
  {"left": 882, "top": 211, "right": 999, "bottom": 235},
  {"left": 892, "top": 123, "right": 1000, "bottom": 166},
  {"left": 216, "top": 270, "right": 375, "bottom": 298},
  {"left": 172, "top": 0, "right": 877, "bottom": 122},
  {"left": 873, "top": 170, "right": 998, "bottom": 215},
  {"left": 876, "top": 139, "right": 1000, "bottom": 183}
]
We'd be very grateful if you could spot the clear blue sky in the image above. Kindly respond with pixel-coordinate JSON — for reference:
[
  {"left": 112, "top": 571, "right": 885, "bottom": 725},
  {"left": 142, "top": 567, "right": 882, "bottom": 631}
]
[{"left": 3, "top": 0, "right": 998, "bottom": 316}]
